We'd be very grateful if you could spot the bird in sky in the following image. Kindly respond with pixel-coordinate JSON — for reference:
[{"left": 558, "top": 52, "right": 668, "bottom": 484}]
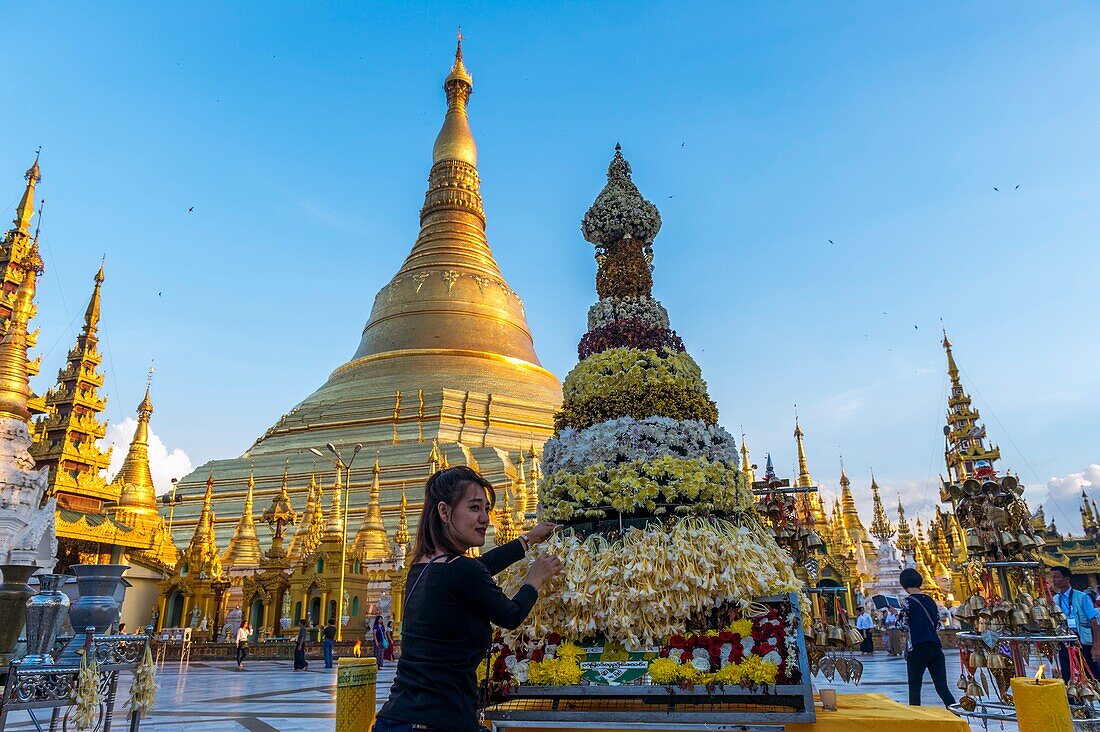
[
  {"left": 1015, "top": 185, "right": 1020, "bottom": 189},
  {"left": 828, "top": 239, "right": 834, "bottom": 245},
  {"left": 993, "top": 187, "right": 999, "bottom": 191},
  {"left": 188, "top": 206, "right": 194, "bottom": 213}
]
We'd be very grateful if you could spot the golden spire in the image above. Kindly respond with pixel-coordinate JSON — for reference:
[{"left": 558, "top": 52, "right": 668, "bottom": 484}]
[
  {"left": 84, "top": 260, "right": 104, "bottom": 335},
  {"left": 116, "top": 370, "right": 158, "bottom": 509},
  {"left": 869, "top": 474, "right": 895, "bottom": 543},
  {"left": 13, "top": 151, "right": 41, "bottom": 235},
  {"left": 288, "top": 474, "right": 316, "bottom": 560},
  {"left": 837, "top": 454, "right": 873, "bottom": 550},
  {"left": 352, "top": 455, "right": 390, "bottom": 561},
  {"left": 794, "top": 416, "right": 813, "bottom": 488},
  {"left": 528, "top": 443, "right": 542, "bottom": 515},
  {"left": 495, "top": 489, "right": 519, "bottom": 545},
  {"left": 261, "top": 461, "right": 298, "bottom": 559},
  {"left": 942, "top": 324, "right": 961, "bottom": 389},
  {"left": 1081, "top": 490, "right": 1096, "bottom": 533},
  {"left": 395, "top": 482, "right": 411, "bottom": 546},
  {"left": 513, "top": 451, "right": 527, "bottom": 524},
  {"left": 895, "top": 498, "right": 914, "bottom": 553},
  {"left": 433, "top": 30, "right": 476, "bottom": 166},
  {"left": 184, "top": 471, "right": 222, "bottom": 579},
  {"left": 740, "top": 430, "right": 756, "bottom": 484},
  {"left": 324, "top": 466, "right": 344, "bottom": 536},
  {"left": 222, "top": 467, "right": 264, "bottom": 569},
  {"left": 0, "top": 273, "right": 37, "bottom": 422}
]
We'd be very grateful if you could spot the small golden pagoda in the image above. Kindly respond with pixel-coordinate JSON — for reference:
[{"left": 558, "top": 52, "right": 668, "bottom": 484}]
[
  {"left": 221, "top": 468, "right": 264, "bottom": 573},
  {"left": 166, "top": 40, "right": 562, "bottom": 571},
  {"left": 838, "top": 461, "right": 878, "bottom": 569},
  {"left": 351, "top": 457, "right": 391, "bottom": 561},
  {"left": 1037, "top": 490, "right": 1100, "bottom": 586},
  {"left": 107, "top": 379, "right": 179, "bottom": 569},
  {"left": 286, "top": 471, "right": 322, "bottom": 562}
]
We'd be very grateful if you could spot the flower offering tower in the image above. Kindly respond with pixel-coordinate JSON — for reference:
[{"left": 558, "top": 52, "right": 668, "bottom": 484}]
[{"left": 486, "top": 147, "right": 813, "bottom": 725}]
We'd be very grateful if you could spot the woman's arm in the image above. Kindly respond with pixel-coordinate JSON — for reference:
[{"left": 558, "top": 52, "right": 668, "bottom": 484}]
[
  {"left": 454, "top": 559, "right": 538, "bottom": 630},
  {"left": 478, "top": 539, "right": 527, "bottom": 576}
]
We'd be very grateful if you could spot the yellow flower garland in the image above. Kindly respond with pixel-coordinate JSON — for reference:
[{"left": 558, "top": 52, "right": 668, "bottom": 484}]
[
  {"left": 647, "top": 655, "right": 778, "bottom": 687},
  {"left": 540, "top": 455, "right": 752, "bottom": 521},
  {"left": 527, "top": 657, "right": 584, "bottom": 686},
  {"left": 561, "top": 348, "right": 710, "bottom": 404}
]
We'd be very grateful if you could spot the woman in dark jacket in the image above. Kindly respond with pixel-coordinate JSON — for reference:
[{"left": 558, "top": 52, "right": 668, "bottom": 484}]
[
  {"left": 374, "top": 466, "right": 561, "bottom": 732},
  {"left": 372, "top": 615, "right": 387, "bottom": 669}
]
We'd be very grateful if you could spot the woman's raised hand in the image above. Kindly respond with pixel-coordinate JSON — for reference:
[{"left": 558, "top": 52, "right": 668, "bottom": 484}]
[
  {"left": 524, "top": 521, "right": 558, "bottom": 545},
  {"left": 524, "top": 553, "right": 563, "bottom": 590}
]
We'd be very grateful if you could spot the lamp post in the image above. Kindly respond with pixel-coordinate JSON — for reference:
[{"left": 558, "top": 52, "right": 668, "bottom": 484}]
[
  {"left": 162, "top": 477, "right": 183, "bottom": 537},
  {"left": 309, "top": 442, "right": 362, "bottom": 642}
]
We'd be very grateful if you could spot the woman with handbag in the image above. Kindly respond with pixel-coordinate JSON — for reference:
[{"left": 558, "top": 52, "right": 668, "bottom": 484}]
[
  {"left": 900, "top": 568, "right": 955, "bottom": 707},
  {"left": 372, "top": 615, "right": 388, "bottom": 669},
  {"left": 373, "top": 466, "right": 562, "bottom": 732}
]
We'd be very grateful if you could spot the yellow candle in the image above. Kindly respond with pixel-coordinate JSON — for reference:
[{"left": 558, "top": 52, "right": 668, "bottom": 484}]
[{"left": 1010, "top": 677, "right": 1072, "bottom": 732}]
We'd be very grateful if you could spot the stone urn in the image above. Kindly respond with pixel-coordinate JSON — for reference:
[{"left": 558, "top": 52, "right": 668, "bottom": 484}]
[
  {"left": 23, "top": 574, "right": 70, "bottom": 665},
  {"left": 0, "top": 564, "right": 39, "bottom": 656},
  {"left": 69, "top": 564, "right": 128, "bottom": 634}
]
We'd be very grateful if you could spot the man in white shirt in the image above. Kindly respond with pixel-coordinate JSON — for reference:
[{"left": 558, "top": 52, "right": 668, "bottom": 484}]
[{"left": 856, "top": 606, "right": 875, "bottom": 655}]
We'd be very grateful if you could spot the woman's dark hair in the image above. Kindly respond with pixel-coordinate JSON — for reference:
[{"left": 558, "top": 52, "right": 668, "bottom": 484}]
[
  {"left": 412, "top": 466, "right": 496, "bottom": 561},
  {"left": 900, "top": 568, "right": 924, "bottom": 589}
]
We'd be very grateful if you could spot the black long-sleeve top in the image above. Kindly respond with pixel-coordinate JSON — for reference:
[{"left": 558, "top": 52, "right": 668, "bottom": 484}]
[
  {"left": 378, "top": 540, "right": 537, "bottom": 732},
  {"left": 903, "top": 592, "right": 941, "bottom": 649}
]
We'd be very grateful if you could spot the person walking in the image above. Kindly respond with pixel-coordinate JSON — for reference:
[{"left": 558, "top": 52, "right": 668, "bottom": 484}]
[
  {"left": 883, "top": 608, "right": 899, "bottom": 656},
  {"left": 371, "top": 615, "right": 388, "bottom": 669},
  {"left": 383, "top": 620, "right": 396, "bottom": 662},
  {"left": 293, "top": 619, "right": 309, "bottom": 671},
  {"left": 900, "top": 568, "right": 955, "bottom": 707},
  {"left": 856, "top": 606, "right": 875, "bottom": 655},
  {"left": 1049, "top": 566, "right": 1100, "bottom": 681},
  {"left": 322, "top": 618, "right": 336, "bottom": 669},
  {"left": 235, "top": 622, "right": 250, "bottom": 670},
  {"left": 374, "top": 466, "right": 562, "bottom": 732}
]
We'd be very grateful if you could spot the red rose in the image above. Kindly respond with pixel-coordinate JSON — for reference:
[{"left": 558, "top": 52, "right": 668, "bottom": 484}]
[
  {"left": 530, "top": 649, "right": 545, "bottom": 663},
  {"left": 545, "top": 633, "right": 562, "bottom": 644},
  {"left": 680, "top": 650, "right": 692, "bottom": 663},
  {"left": 718, "top": 631, "right": 733, "bottom": 643},
  {"left": 670, "top": 635, "right": 687, "bottom": 649},
  {"left": 514, "top": 649, "right": 527, "bottom": 661}
]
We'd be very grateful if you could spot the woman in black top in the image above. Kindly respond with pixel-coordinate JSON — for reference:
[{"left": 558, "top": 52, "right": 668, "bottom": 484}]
[
  {"left": 900, "top": 568, "right": 955, "bottom": 708},
  {"left": 375, "top": 466, "right": 561, "bottom": 732}
]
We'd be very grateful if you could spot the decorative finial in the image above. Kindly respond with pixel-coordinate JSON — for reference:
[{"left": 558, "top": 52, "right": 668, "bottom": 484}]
[{"left": 581, "top": 144, "right": 662, "bottom": 246}]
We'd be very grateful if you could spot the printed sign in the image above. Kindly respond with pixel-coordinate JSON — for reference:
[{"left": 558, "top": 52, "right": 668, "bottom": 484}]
[{"left": 580, "top": 660, "right": 649, "bottom": 685}]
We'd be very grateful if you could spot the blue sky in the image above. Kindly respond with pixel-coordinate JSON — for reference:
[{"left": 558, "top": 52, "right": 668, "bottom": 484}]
[{"left": 2, "top": 2, "right": 1098, "bottom": 533}]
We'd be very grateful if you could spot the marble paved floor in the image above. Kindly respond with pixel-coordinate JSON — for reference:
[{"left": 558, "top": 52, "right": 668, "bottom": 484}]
[{"left": 2, "top": 652, "right": 1011, "bottom": 731}]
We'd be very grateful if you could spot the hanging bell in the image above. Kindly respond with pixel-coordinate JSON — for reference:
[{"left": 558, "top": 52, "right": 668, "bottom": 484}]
[
  {"left": 1009, "top": 605, "right": 1030, "bottom": 628},
  {"left": 967, "top": 680, "right": 984, "bottom": 698},
  {"left": 814, "top": 628, "right": 828, "bottom": 647},
  {"left": 805, "top": 531, "right": 823, "bottom": 549},
  {"left": 959, "top": 695, "right": 978, "bottom": 712},
  {"left": 964, "top": 479, "right": 981, "bottom": 496},
  {"left": 958, "top": 673, "right": 969, "bottom": 691},
  {"left": 828, "top": 624, "right": 845, "bottom": 646},
  {"left": 1000, "top": 531, "right": 1021, "bottom": 553},
  {"left": 965, "top": 529, "right": 982, "bottom": 552},
  {"left": 1017, "top": 532, "right": 1037, "bottom": 550},
  {"left": 969, "top": 650, "right": 987, "bottom": 669},
  {"left": 987, "top": 653, "right": 1010, "bottom": 670},
  {"left": 1000, "top": 475, "right": 1019, "bottom": 495},
  {"left": 846, "top": 626, "right": 865, "bottom": 647}
]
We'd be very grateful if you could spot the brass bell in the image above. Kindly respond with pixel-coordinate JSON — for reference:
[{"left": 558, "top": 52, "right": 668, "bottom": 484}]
[
  {"left": 959, "top": 695, "right": 978, "bottom": 712},
  {"left": 1000, "top": 475, "right": 1019, "bottom": 495},
  {"left": 828, "top": 624, "right": 845, "bottom": 646},
  {"left": 814, "top": 628, "right": 828, "bottom": 647},
  {"left": 967, "top": 680, "right": 984, "bottom": 698},
  {"left": 846, "top": 626, "right": 865, "bottom": 647},
  {"left": 805, "top": 531, "right": 823, "bottom": 549},
  {"left": 1009, "top": 606, "right": 1030, "bottom": 628},
  {"left": 969, "top": 650, "right": 987, "bottom": 668},
  {"left": 982, "top": 480, "right": 1000, "bottom": 495},
  {"left": 958, "top": 673, "right": 969, "bottom": 691},
  {"left": 1081, "top": 682, "right": 1099, "bottom": 702},
  {"left": 987, "top": 653, "right": 1010, "bottom": 670},
  {"left": 1000, "top": 531, "right": 1020, "bottom": 553},
  {"left": 965, "top": 529, "right": 982, "bottom": 552},
  {"left": 964, "top": 478, "right": 981, "bottom": 496},
  {"left": 1018, "top": 532, "right": 1037, "bottom": 550}
]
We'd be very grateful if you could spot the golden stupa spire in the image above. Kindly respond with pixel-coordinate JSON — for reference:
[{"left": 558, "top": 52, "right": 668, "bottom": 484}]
[
  {"left": 869, "top": 473, "right": 895, "bottom": 543},
  {"left": 942, "top": 324, "right": 961, "bottom": 390},
  {"left": 526, "top": 442, "right": 541, "bottom": 516},
  {"left": 895, "top": 498, "right": 914, "bottom": 553},
  {"left": 352, "top": 455, "right": 390, "bottom": 561},
  {"left": 395, "top": 482, "right": 411, "bottom": 547},
  {"left": 794, "top": 414, "right": 813, "bottom": 488},
  {"left": 837, "top": 453, "right": 873, "bottom": 550},
  {"left": 13, "top": 151, "right": 41, "bottom": 235},
  {"left": 513, "top": 451, "right": 527, "bottom": 524},
  {"left": 740, "top": 430, "right": 756, "bottom": 484},
  {"left": 434, "top": 29, "right": 476, "bottom": 166},
  {"left": 184, "top": 471, "right": 222, "bottom": 579},
  {"left": 222, "top": 466, "right": 264, "bottom": 570},
  {"left": 0, "top": 273, "right": 38, "bottom": 422},
  {"left": 324, "top": 466, "right": 344, "bottom": 537},
  {"left": 288, "top": 472, "right": 317, "bottom": 560},
  {"left": 261, "top": 460, "right": 298, "bottom": 559},
  {"left": 495, "top": 489, "right": 519, "bottom": 545},
  {"left": 116, "top": 369, "right": 158, "bottom": 509}
]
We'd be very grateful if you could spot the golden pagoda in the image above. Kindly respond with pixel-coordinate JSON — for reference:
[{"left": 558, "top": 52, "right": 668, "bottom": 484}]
[
  {"left": 0, "top": 155, "right": 46, "bottom": 356},
  {"left": 740, "top": 432, "right": 756, "bottom": 485},
  {"left": 287, "top": 471, "right": 322, "bottom": 562},
  {"left": 838, "top": 461, "right": 877, "bottom": 566},
  {"left": 221, "top": 468, "right": 264, "bottom": 572},
  {"left": 940, "top": 330, "right": 1001, "bottom": 485},
  {"left": 166, "top": 39, "right": 563, "bottom": 604},
  {"left": 869, "top": 477, "right": 894, "bottom": 544},
  {"left": 31, "top": 264, "right": 126, "bottom": 566},
  {"left": 107, "top": 379, "right": 179, "bottom": 569},
  {"left": 351, "top": 457, "right": 391, "bottom": 561},
  {"left": 895, "top": 498, "right": 915, "bottom": 557}
]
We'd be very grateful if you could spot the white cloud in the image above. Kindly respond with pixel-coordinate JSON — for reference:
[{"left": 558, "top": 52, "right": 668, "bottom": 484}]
[
  {"left": 1024, "top": 464, "right": 1100, "bottom": 536},
  {"left": 103, "top": 418, "right": 193, "bottom": 496}
]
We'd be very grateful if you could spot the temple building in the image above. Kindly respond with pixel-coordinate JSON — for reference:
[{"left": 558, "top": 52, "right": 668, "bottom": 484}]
[
  {"left": 1035, "top": 491, "right": 1100, "bottom": 587},
  {"left": 163, "top": 40, "right": 561, "bottom": 636}
]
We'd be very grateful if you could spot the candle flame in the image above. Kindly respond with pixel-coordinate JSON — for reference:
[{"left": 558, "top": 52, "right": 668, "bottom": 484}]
[{"left": 1036, "top": 664, "right": 1046, "bottom": 682}]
